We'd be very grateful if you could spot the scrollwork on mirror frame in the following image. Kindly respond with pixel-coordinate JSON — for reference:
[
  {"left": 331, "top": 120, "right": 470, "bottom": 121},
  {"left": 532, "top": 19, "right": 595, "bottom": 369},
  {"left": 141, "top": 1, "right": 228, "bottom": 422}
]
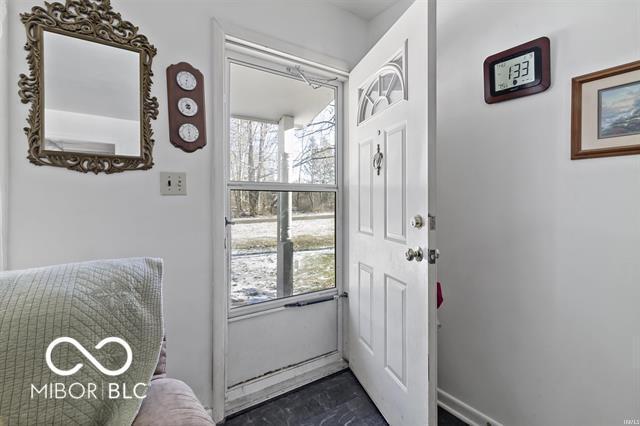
[{"left": 18, "top": 0, "right": 159, "bottom": 174}]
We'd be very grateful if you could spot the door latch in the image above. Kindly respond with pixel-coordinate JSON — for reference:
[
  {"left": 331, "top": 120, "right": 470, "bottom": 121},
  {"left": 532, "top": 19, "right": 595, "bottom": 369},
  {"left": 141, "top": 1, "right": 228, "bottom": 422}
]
[{"left": 427, "top": 249, "right": 440, "bottom": 265}]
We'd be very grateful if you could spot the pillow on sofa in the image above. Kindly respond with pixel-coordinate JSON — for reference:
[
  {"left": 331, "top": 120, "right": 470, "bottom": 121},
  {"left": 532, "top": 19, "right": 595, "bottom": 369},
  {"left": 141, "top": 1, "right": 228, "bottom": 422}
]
[{"left": 0, "top": 258, "right": 164, "bottom": 425}]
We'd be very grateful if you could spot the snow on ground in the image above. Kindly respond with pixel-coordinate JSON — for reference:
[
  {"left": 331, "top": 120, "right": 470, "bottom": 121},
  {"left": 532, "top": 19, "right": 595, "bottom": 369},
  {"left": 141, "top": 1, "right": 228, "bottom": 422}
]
[
  {"left": 231, "top": 216, "right": 335, "bottom": 243},
  {"left": 230, "top": 217, "right": 335, "bottom": 307}
]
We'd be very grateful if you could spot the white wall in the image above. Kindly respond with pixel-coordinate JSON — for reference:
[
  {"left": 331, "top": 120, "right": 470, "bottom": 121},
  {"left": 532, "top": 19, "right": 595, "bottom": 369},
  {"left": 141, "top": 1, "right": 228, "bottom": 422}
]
[
  {"left": 0, "top": 0, "right": 7, "bottom": 271},
  {"left": 366, "top": 0, "right": 415, "bottom": 50},
  {"left": 437, "top": 0, "right": 640, "bottom": 425},
  {"left": 6, "top": 0, "right": 369, "bottom": 407}
]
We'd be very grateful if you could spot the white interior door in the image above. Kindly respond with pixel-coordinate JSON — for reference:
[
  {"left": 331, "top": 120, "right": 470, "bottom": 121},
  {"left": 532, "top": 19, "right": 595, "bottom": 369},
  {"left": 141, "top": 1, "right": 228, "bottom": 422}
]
[{"left": 348, "top": 1, "right": 436, "bottom": 425}]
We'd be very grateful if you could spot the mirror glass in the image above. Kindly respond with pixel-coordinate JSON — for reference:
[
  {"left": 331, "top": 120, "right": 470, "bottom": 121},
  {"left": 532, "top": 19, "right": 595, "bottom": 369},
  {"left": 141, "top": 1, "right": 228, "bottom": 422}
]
[{"left": 43, "top": 30, "right": 141, "bottom": 157}]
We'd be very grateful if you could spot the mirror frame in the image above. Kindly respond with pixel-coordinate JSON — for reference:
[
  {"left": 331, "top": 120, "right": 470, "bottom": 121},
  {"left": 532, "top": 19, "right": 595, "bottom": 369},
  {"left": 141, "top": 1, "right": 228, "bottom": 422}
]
[{"left": 18, "top": 0, "right": 159, "bottom": 174}]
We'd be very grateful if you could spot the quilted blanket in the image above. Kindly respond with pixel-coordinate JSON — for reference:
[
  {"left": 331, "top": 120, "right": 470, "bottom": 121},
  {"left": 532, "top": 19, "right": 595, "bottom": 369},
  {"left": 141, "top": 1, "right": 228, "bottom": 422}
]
[{"left": 0, "top": 258, "right": 164, "bottom": 425}]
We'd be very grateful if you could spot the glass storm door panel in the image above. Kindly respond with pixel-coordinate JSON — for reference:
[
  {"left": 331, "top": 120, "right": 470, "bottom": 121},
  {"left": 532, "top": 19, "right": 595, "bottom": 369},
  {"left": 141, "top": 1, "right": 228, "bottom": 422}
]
[
  {"left": 229, "top": 190, "right": 336, "bottom": 308},
  {"left": 226, "top": 53, "right": 343, "bottom": 389},
  {"left": 228, "top": 63, "right": 337, "bottom": 186}
]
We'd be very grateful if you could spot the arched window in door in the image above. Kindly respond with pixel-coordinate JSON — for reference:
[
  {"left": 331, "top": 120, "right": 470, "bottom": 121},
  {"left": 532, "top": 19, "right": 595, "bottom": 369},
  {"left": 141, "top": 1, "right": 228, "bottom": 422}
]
[{"left": 357, "top": 44, "right": 408, "bottom": 125}]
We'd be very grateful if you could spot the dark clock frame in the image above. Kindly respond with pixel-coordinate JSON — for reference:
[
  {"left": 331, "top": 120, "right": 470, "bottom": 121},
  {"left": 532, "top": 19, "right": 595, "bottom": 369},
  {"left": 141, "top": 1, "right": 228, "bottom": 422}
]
[
  {"left": 167, "top": 62, "right": 207, "bottom": 153},
  {"left": 484, "top": 37, "right": 551, "bottom": 104}
]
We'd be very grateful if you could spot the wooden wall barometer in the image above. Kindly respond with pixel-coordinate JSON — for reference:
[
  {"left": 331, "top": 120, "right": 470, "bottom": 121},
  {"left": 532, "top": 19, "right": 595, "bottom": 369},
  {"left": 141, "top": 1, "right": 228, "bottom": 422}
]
[{"left": 166, "top": 63, "right": 207, "bottom": 152}]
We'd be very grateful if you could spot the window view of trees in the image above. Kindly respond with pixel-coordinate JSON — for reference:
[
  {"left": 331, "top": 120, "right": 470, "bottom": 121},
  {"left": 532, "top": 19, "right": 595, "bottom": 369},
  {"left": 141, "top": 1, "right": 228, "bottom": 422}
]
[
  {"left": 229, "top": 101, "right": 336, "bottom": 218},
  {"left": 229, "top": 119, "right": 279, "bottom": 184},
  {"left": 292, "top": 101, "right": 336, "bottom": 185},
  {"left": 229, "top": 100, "right": 337, "bottom": 307},
  {"left": 230, "top": 191, "right": 336, "bottom": 307}
]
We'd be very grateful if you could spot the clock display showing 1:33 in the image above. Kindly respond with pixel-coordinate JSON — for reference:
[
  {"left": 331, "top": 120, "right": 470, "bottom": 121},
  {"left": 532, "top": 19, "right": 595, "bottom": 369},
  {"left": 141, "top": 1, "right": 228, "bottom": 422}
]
[{"left": 494, "top": 51, "right": 535, "bottom": 91}]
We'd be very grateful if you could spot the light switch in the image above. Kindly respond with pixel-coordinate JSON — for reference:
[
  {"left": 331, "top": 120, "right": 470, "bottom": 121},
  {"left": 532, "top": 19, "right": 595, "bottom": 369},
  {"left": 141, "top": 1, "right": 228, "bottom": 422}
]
[{"left": 160, "top": 172, "right": 187, "bottom": 196}]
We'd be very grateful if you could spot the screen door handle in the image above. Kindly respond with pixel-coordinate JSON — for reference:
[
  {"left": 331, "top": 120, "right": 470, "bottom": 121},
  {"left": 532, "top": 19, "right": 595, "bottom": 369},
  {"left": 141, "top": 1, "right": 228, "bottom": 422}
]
[{"left": 285, "top": 295, "right": 336, "bottom": 308}]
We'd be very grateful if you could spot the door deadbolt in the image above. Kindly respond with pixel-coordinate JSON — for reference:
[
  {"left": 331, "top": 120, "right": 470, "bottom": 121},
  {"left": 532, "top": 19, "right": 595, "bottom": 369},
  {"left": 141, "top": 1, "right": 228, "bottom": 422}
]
[
  {"left": 405, "top": 247, "right": 424, "bottom": 262},
  {"left": 410, "top": 215, "right": 425, "bottom": 229}
]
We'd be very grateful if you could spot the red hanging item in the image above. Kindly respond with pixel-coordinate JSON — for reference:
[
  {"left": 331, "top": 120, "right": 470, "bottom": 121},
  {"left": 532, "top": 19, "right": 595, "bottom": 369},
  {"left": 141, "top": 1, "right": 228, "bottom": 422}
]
[{"left": 437, "top": 282, "right": 443, "bottom": 308}]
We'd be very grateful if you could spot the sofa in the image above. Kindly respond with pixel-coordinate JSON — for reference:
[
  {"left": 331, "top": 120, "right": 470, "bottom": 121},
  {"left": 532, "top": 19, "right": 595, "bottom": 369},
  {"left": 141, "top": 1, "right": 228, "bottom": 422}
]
[{"left": 133, "top": 338, "right": 215, "bottom": 426}]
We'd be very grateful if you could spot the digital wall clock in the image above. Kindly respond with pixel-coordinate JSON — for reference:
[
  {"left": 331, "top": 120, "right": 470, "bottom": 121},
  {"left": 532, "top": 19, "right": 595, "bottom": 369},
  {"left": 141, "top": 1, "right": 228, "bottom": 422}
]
[
  {"left": 484, "top": 37, "right": 551, "bottom": 104},
  {"left": 166, "top": 62, "right": 207, "bottom": 152}
]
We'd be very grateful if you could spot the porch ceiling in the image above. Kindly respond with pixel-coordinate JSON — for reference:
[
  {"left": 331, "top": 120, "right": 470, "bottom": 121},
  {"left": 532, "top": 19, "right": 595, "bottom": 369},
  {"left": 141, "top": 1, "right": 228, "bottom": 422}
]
[{"left": 230, "top": 62, "right": 334, "bottom": 127}]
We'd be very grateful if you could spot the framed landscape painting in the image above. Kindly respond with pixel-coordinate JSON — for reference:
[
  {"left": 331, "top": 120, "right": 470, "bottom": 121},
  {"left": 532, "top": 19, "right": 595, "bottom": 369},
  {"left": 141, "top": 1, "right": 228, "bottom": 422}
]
[{"left": 572, "top": 60, "right": 640, "bottom": 159}]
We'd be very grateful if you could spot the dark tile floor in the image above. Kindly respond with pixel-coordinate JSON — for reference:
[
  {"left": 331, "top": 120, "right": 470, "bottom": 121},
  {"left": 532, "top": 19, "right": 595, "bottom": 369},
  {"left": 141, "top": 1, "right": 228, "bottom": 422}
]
[
  {"left": 437, "top": 406, "right": 467, "bottom": 426},
  {"left": 225, "top": 370, "right": 467, "bottom": 426}
]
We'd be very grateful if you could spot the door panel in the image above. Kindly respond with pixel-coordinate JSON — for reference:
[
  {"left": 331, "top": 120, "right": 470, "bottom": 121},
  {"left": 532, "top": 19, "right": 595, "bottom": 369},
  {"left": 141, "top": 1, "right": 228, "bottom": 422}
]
[
  {"left": 384, "top": 274, "right": 407, "bottom": 388},
  {"left": 384, "top": 124, "right": 407, "bottom": 243},
  {"left": 358, "top": 263, "right": 374, "bottom": 352},
  {"left": 348, "top": 1, "right": 435, "bottom": 424},
  {"left": 358, "top": 140, "right": 374, "bottom": 235},
  {"left": 227, "top": 301, "right": 338, "bottom": 386}
]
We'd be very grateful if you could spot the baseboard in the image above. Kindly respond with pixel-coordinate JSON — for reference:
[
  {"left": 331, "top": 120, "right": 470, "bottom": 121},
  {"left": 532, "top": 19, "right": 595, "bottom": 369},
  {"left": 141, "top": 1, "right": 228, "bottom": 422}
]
[
  {"left": 438, "top": 388, "right": 504, "bottom": 426},
  {"left": 225, "top": 352, "right": 347, "bottom": 416}
]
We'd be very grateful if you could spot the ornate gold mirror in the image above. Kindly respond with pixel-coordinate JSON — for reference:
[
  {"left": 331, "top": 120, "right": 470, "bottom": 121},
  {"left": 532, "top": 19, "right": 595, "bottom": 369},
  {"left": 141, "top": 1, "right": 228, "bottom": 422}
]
[{"left": 18, "top": 0, "right": 159, "bottom": 174}]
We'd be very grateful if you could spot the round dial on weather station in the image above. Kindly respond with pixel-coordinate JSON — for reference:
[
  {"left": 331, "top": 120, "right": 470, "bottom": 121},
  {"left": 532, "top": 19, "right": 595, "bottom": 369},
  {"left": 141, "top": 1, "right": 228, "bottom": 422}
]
[
  {"left": 176, "top": 71, "right": 197, "bottom": 91},
  {"left": 178, "top": 97, "right": 198, "bottom": 117},
  {"left": 178, "top": 123, "right": 199, "bottom": 143}
]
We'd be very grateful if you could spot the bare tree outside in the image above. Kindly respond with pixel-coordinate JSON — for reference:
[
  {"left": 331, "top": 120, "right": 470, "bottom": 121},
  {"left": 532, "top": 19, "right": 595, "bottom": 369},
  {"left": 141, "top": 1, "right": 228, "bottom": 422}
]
[
  {"left": 230, "top": 100, "right": 336, "bottom": 216},
  {"left": 229, "top": 101, "right": 337, "bottom": 307}
]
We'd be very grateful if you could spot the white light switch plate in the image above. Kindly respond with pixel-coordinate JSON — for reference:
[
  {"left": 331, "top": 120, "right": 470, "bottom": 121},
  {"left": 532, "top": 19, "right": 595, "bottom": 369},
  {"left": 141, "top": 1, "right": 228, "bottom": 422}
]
[{"left": 160, "top": 172, "right": 187, "bottom": 196}]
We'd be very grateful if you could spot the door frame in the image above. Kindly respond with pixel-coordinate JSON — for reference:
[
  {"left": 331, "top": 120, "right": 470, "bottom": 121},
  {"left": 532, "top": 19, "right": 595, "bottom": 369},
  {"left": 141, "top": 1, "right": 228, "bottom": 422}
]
[
  {"left": 223, "top": 47, "right": 347, "bottom": 403},
  {"left": 209, "top": 18, "right": 352, "bottom": 422},
  {"left": 210, "top": 5, "right": 436, "bottom": 420},
  {"left": 427, "top": 1, "right": 438, "bottom": 422}
]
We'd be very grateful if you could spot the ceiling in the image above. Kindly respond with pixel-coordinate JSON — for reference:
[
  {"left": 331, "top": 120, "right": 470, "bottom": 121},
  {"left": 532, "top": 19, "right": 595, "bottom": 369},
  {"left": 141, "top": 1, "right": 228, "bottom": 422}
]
[
  {"left": 230, "top": 63, "right": 334, "bottom": 127},
  {"left": 326, "top": 0, "right": 398, "bottom": 21}
]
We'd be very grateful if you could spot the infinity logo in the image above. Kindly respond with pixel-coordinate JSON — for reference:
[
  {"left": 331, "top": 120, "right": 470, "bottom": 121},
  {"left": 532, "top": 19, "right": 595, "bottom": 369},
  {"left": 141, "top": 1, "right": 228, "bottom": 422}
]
[{"left": 45, "top": 337, "right": 133, "bottom": 377}]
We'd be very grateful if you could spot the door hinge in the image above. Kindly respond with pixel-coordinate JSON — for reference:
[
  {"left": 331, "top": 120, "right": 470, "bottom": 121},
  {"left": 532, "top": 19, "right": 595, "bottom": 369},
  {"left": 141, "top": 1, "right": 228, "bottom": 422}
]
[
  {"left": 337, "top": 291, "right": 349, "bottom": 299},
  {"left": 427, "top": 249, "right": 440, "bottom": 265}
]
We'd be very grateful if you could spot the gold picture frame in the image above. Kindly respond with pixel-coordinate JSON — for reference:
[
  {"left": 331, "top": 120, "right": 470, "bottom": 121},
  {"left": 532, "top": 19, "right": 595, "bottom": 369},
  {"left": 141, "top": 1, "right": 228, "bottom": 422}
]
[{"left": 18, "top": 0, "right": 159, "bottom": 174}]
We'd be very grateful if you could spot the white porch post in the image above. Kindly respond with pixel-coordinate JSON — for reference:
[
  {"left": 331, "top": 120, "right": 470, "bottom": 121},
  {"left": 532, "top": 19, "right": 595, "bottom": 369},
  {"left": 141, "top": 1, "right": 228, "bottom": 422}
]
[{"left": 277, "top": 116, "right": 295, "bottom": 297}]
